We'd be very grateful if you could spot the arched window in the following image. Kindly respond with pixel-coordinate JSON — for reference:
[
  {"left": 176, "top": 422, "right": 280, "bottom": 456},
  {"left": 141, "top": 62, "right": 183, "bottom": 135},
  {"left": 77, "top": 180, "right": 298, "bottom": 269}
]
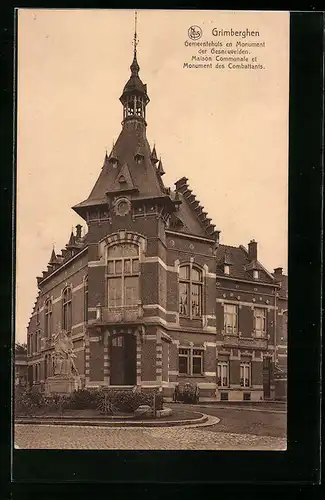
[
  {"left": 84, "top": 276, "right": 88, "bottom": 322},
  {"left": 44, "top": 299, "right": 53, "bottom": 338},
  {"left": 179, "top": 264, "right": 203, "bottom": 318},
  {"left": 107, "top": 244, "right": 140, "bottom": 308},
  {"left": 62, "top": 287, "right": 72, "bottom": 331}
]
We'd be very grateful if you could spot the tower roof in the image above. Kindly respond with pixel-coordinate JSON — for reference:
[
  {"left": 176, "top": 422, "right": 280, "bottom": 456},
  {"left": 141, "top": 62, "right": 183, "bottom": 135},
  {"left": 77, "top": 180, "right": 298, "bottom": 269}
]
[
  {"left": 151, "top": 144, "right": 158, "bottom": 164},
  {"left": 49, "top": 247, "right": 58, "bottom": 266},
  {"left": 72, "top": 12, "right": 174, "bottom": 218}
]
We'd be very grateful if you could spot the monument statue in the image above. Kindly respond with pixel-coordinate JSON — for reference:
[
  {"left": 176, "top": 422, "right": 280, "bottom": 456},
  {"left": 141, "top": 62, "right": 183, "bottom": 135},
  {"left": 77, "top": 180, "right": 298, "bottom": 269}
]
[{"left": 53, "top": 328, "right": 79, "bottom": 377}]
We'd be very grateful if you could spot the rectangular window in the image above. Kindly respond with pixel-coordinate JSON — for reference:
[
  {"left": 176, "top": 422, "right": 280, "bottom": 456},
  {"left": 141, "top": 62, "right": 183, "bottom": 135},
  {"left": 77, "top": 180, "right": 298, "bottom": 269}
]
[
  {"left": 179, "top": 282, "right": 189, "bottom": 315},
  {"left": 218, "top": 362, "right": 229, "bottom": 387},
  {"left": 240, "top": 362, "right": 251, "bottom": 388},
  {"left": 179, "top": 348, "right": 190, "bottom": 374},
  {"left": 108, "top": 277, "right": 122, "bottom": 307},
  {"left": 125, "top": 276, "right": 139, "bottom": 306},
  {"left": 178, "top": 348, "right": 203, "bottom": 376},
  {"left": 254, "top": 308, "right": 266, "bottom": 337},
  {"left": 224, "top": 304, "right": 238, "bottom": 334},
  {"left": 192, "top": 349, "right": 203, "bottom": 375}
]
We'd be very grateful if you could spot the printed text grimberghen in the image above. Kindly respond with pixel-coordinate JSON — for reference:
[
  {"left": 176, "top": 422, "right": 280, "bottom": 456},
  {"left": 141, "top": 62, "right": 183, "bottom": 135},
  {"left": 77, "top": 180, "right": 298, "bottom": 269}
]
[{"left": 184, "top": 28, "right": 266, "bottom": 70}]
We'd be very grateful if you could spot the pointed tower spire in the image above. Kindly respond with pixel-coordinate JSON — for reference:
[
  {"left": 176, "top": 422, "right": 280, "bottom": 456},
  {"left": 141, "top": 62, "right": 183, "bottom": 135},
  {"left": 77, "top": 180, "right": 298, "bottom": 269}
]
[
  {"left": 108, "top": 140, "right": 119, "bottom": 166},
  {"left": 151, "top": 144, "right": 158, "bottom": 164},
  {"left": 49, "top": 246, "right": 58, "bottom": 266},
  {"left": 157, "top": 158, "right": 165, "bottom": 176}
]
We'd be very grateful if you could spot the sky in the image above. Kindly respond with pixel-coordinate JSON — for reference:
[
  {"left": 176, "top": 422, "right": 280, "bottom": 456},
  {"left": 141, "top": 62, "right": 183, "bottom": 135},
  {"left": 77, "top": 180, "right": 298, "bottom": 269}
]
[{"left": 16, "top": 9, "right": 289, "bottom": 343}]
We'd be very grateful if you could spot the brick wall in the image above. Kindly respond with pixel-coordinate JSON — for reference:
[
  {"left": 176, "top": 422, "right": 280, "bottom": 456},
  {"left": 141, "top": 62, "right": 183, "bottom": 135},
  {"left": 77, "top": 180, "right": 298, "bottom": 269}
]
[
  {"left": 141, "top": 339, "right": 156, "bottom": 381},
  {"left": 89, "top": 340, "right": 104, "bottom": 381},
  {"left": 252, "top": 360, "right": 263, "bottom": 385}
]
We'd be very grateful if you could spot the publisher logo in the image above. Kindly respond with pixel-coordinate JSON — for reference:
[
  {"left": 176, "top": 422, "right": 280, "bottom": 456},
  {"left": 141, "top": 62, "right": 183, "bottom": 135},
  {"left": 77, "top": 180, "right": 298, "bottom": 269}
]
[{"left": 188, "top": 25, "right": 202, "bottom": 40}]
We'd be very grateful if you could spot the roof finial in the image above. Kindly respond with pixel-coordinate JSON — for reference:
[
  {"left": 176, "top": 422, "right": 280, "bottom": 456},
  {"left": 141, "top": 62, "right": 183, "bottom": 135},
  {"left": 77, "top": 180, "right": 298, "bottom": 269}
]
[
  {"left": 130, "top": 11, "right": 140, "bottom": 76},
  {"left": 134, "top": 11, "right": 138, "bottom": 56}
]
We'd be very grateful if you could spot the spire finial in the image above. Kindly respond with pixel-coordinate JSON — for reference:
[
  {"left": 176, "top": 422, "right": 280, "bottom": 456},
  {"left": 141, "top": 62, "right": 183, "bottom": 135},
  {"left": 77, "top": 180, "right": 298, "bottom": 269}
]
[
  {"left": 130, "top": 11, "right": 140, "bottom": 76},
  {"left": 134, "top": 11, "right": 138, "bottom": 56}
]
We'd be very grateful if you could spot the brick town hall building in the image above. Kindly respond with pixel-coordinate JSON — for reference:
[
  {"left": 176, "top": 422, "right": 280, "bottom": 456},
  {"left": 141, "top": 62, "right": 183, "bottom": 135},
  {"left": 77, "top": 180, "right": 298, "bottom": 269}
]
[{"left": 25, "top": 34, "right": 287, "bottom": 401}]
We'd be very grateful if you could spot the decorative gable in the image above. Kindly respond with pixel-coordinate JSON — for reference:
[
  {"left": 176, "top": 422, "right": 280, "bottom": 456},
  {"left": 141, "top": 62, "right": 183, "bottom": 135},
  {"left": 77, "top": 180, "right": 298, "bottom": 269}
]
[
  {"left": 109, "top": 163, "right": 137, "bottom": 194},
  {"left": 174, "top": 177, "right": 220, "bottom": 241}
]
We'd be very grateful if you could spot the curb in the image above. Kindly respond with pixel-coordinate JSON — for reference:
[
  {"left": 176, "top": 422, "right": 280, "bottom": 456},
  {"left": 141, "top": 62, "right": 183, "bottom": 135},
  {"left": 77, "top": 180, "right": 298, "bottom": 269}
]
[{"left": 15, "top": 412, "right": 208, "bottom": 428}]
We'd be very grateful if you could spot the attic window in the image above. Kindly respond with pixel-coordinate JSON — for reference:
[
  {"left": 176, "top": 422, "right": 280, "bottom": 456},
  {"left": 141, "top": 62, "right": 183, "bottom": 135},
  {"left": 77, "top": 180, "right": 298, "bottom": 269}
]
[
  {"left": 253, "top": 270, "right": 259, "bottom": 280},
  {"left": 118, "top": 175, "right": 126, "bottom": 184},
  {"left": 224, "top": 264, "right": 230, "bottom": 275}
]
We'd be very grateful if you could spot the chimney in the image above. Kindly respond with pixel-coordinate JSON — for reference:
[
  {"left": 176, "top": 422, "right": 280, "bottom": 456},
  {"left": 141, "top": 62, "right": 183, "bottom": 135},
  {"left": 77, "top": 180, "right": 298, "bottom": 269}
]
[
  {"left": 248, "top": 239, "right": 257, "bottom": 261},
  {"left": 274, "top": 267, "right": 283, "bottom": 276},
  {"left": 76, "top": 224, "right": 82, "bottom": 239}
]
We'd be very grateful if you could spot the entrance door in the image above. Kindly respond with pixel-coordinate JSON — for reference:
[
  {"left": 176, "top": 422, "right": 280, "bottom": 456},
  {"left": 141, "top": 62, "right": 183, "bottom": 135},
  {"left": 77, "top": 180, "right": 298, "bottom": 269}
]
[{"left": 110, "top": 333, "right": 136, "bottom": 386}]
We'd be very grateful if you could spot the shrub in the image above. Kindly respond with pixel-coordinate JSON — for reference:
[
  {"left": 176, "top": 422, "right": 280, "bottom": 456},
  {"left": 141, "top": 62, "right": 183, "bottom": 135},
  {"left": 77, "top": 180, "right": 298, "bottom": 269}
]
[
  {"left": 15, "top": 389, "right": 50, "bottom": 416},
  {"left": 68, "top": 389, "right": 101, "bottom": 410},
  {"left": 43, "top": 394, "right": 71, "bottom": 414},
  {"left": 97, "top": 389, "right": 163, "bottom": 414}
]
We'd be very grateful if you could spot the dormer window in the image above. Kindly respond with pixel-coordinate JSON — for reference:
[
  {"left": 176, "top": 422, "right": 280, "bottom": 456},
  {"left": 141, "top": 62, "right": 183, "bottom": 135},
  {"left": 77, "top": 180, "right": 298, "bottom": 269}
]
[
  {"left": 224, "top": 264, "right": 230, "bottom": 275},
  {"left": 253, "top": 270, "right": 259, "bottom": 280}
]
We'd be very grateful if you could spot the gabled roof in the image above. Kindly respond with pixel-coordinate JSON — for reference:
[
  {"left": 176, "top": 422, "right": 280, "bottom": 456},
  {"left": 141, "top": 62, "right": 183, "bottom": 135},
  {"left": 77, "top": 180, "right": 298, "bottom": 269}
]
[
  {"left": 171, "top": 177, "right": 220, "bottom": 241},
  {"left": 216, "top": 244, "right": 276, "bottom": 284}
]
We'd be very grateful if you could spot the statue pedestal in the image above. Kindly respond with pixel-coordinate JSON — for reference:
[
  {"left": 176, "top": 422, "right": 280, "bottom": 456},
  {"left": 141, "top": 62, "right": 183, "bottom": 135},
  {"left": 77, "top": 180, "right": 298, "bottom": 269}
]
[{"left": 45, "top": 375, "right": 76, "bottom": 395}]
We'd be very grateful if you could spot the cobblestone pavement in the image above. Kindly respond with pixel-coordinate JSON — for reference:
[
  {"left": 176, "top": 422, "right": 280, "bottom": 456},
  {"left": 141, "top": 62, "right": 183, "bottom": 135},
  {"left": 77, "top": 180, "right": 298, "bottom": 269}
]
[
  {"left": 15, "top": 423, "right": 286, "bottom": 450},
  {"left": 171, "top": 404, "right": 287, "bottom": 438}
]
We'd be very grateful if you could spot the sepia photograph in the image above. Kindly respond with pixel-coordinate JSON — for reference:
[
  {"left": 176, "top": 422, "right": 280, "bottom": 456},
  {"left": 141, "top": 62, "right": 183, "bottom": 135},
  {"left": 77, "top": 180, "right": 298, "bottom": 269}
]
[{"left": 14, "top": 8, "right": 289, "bottom": 452}]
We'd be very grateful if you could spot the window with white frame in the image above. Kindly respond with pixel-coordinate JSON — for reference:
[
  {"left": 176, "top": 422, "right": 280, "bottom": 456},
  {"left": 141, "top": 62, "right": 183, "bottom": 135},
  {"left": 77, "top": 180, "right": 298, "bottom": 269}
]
[
  {"left": 44, "top": 299, "right": 52, "bottom": 338},
  {"left": 62, "top": 287, "right": 72, "bottom": 332},
  {"left": 107, "top": 244, "right": 140, "bottom": 308},
  {"left": 224, "top": 304, "right": 238, "bottom": 334},
  {"left": 179, "top": 264, "right": 203, "bottom": 318},
  {"left": 240, "top": 362, "right": 251, "bottom": 387},
  {"left": 254, "top": 307, "right": 266, "bottom": 337},
  {"left": 218, "top": 361, "right": 229, "bottom": 387},
  {"left": 178, "top": 347, "right": 204, "bottom": 376}
]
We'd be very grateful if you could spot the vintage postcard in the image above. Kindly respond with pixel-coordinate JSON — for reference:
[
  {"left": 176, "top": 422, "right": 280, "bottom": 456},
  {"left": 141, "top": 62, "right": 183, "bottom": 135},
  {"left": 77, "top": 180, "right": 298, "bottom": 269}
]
[{"left": 15, "top": 9, "right": 289, "bottom": 452}]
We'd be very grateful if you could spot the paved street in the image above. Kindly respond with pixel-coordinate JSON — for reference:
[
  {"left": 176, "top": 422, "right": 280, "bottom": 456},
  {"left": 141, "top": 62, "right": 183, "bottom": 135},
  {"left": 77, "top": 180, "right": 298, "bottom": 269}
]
[
  {"left": 15, "top": 405, "right": 286, "bottom": 451},
  {"left": 171, "top": 403, "right": 287, "bottom": 438},
  {"left": 15, "top": 423, "right": 285, "bottom": 450}
]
